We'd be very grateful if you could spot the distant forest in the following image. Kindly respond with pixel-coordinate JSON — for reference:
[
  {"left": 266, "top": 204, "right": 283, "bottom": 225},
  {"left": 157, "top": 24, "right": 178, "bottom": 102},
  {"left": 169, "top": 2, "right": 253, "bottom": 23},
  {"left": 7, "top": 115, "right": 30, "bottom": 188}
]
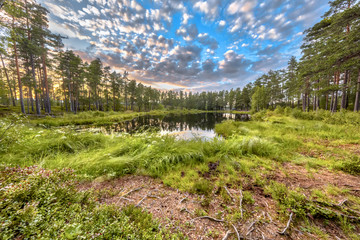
[{"left": 0, "top": 0, "right": 359, "bottom": 114}]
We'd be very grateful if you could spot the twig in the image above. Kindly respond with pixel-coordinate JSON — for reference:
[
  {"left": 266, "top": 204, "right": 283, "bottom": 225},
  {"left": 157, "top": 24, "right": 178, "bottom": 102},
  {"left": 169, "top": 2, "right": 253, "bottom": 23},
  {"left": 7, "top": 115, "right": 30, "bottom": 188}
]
[
  {"left": 338, "top": 199, "right": 348, "bottom": 206},
  {"left": 148, "top": 195, "right": 160, "bottom": 199},
  {"left": 231, "top": 223, "right": 241, "bottom": 240},
  {"left": 224, "top": 186, "right": 235, "bottom": 202},
  {"left": 278, "top": 212, "right": 294, "bottom": 235},
  {"left": 179, "top": 196, "right": 188, "bottom": 204},
  {"left": 315, "top": 205, "right": 360, "bottom": 221},
  {"left": 246, "top": 219, "right": 258, "bottom": 236},
  {"left": 239, "top": 190, "right": 244, "bottom": 218},
  {"left": 189, "top": 216, "right": 225, "bottom": 223},
  {"left": 120, "top": 197, "right": 134, "bottom": 202},
  {"left": 180, "top": 207, "right": 194, "bottom": 216},
  {"left": 121, "top": 187, "right": 143, "bottom": 198},
  {"left": 222, "top": 230, "right": 233, "bottom": 240},
  {"left": 136, "top": 195, "right": 148, "bottom": 207},
  {"left": 313, "top": 200, "right": 360, "bottom": 216},
  {"left": 267, "top": 212, "right": 273, "bottom": 223}
]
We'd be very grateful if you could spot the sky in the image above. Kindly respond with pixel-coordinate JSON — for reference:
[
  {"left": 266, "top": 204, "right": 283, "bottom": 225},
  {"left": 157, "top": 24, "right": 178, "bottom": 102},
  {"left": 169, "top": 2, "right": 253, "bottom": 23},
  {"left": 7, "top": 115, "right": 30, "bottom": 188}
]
[{"left": 39, "top": 0, "right": 330, "bottom": 92}]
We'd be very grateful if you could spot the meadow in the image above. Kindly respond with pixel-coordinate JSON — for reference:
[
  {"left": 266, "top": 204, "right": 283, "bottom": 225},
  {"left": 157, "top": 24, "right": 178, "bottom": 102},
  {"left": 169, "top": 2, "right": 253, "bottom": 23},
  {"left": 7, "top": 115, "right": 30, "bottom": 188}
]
[{"left": 1, "top": 109, "right": 360, "bottom": 239}]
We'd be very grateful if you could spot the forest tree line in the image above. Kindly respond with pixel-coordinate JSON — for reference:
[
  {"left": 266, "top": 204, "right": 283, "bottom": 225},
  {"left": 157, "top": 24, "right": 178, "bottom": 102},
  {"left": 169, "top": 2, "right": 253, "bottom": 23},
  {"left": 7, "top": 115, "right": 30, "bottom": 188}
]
[{"left": 0, "top": 0, "right": 359, "bottom": 114}]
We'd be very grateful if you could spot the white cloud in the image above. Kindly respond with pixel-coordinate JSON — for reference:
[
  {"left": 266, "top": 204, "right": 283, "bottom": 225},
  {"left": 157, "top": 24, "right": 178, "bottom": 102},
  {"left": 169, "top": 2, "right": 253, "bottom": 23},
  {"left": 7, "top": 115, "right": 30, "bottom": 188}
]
[
  {"left": 182, "top": 13, "right": 193, "bottom": 25},
  {"left": 227, "top": 0, "right": 257, "bottom": 15},
  {"left": 218, "top": 20, "right": 226, "bottom": 27},
  {"left": 194, "top": 0, "right": 221, "bottom": 19}
]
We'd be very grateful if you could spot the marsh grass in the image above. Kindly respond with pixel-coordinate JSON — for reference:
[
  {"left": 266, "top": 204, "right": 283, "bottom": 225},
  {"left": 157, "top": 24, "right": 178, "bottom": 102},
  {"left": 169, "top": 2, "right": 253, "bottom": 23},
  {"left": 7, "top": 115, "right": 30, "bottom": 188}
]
[
  {"left": 31, "top": 109, "right": 207, "bottom": 127},
  {"left": 1, "top": 110, "right": 360, "bottom": 238}
]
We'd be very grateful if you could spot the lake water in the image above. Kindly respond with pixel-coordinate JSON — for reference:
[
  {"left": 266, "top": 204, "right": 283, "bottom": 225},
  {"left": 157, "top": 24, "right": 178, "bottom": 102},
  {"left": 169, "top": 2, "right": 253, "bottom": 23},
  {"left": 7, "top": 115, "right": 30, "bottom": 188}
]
[{"left": 78, "top": 113, "right": 250, "bottom": 140}]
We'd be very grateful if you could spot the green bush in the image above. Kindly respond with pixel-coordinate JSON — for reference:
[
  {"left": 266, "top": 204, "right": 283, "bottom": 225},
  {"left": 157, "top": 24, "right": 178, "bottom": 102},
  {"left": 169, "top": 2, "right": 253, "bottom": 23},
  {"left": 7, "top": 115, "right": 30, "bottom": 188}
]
[
  {"left": 274, "top": 106, "right": 284, "bottom": 115},
  {"left": 192, "top": 179, "right": 213, "bottom": 196},
  {"left": 336, "top": 156, "right": 360, "bottom": 175},
  {"left": 265, "top": 181, "right": 307, "bottom": 217},
  {"left": 0, "top": 165, "right": 180, "bottom": 240}
]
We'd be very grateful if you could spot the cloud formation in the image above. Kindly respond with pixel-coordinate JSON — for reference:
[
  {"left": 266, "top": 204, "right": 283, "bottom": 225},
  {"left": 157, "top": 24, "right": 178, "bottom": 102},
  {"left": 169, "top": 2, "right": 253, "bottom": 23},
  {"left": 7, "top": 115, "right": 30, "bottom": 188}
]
[{"left": 40, "top": 0, "right": 329, "bottom": 91}]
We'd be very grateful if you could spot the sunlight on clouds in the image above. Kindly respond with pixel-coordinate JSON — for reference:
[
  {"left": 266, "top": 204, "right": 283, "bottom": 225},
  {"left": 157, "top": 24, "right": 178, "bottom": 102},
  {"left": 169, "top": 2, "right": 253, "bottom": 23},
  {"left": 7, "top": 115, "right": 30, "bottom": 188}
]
[{"left": 39, "top": 0, "right": 330, "bottom": 91}]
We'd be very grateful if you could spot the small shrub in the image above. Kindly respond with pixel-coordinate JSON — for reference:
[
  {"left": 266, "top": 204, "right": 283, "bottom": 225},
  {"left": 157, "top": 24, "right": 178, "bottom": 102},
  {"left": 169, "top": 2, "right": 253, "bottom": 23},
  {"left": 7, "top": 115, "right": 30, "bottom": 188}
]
[
  {"left": 265, "top": 181, "right": 307, "bottom": 217},
  {"left": 0, "top": 165, "right": 173, "bottom": 240},
  {"left": 335, "top": 156, "right": 360, "bottom": 175},
  {"left": 274, "top": 106, "right": 284, "bottom": 115},
  {"left": 192, "top": 179, "right": 213, "bottom": 196}
]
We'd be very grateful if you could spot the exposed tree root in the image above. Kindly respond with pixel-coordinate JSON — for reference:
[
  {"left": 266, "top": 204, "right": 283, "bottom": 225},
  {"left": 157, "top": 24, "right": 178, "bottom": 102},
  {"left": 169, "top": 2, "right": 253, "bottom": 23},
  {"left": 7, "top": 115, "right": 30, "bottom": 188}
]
[
  {"left": 278, "top": 212, "right": 293, "bottom": 235},
  {"left": 224, "top": 186, "right": 235, "bottom": 202}
]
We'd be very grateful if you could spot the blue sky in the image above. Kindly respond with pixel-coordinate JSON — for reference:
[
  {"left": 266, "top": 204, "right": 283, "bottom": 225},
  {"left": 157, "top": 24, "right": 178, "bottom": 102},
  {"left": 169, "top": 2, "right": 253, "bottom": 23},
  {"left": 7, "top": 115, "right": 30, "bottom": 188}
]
[{"left": 39, "top": 0, "right": 329, "bottom": 91}]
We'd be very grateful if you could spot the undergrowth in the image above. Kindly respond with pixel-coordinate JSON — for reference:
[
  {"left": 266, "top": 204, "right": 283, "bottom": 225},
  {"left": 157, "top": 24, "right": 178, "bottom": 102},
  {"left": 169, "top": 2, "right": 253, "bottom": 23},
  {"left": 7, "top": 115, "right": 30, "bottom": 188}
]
[
  {"left": 0, "top": 165, "right": 183, "bottom": 239},
  {"left": 1, "top": 111, "right": 360, "bottom": 238}
]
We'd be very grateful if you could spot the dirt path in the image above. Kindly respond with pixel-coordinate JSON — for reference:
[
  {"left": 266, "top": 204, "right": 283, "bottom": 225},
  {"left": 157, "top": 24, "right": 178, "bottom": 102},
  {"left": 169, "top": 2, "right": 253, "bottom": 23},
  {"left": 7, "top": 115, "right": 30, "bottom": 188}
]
[{"left": 78, "top": 169, "right": 359, "bottom": 240}]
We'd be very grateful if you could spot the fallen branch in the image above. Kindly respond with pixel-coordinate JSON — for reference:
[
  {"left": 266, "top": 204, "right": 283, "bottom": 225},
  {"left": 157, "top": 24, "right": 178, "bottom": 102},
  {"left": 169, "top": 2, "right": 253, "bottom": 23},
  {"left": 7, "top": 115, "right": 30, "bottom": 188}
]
[
  {"left": 231, "top": 223, "right": 241, "bottom": 240},
  {"left": 224, "top": 186, "right": 235, "bottom": 202},
  {"left": 315, "top": 205, "right": 360, "bottom": 221},
  {"left": 338, "top": 199, "right": 348, "bottom": 206},
  {"left": 266, "top": 212, "right": 273, "bottom": 223},
  {"left": 179, "top": 196, "right": 188, "bottom": 204},
  {"left": 222, "top": 231, "right": 233, "bottom": 240},
  {"left": 180, "top": 207, "right": 193, "bottom": 216},
  {"left": 312, "top": 200, "right": 360, "bottom": 218},
  {"left": 122, "top": 187, "right": 143, "bottom": 198},
  {"left": 278, "top": 212, "right": 293, "bottom": 235},
  {"left": 189, "top": 216, "right": 225, "bottom": 223},
  {"left": 148, "top": 195, "right": 160, "bottom": 199},
  {"left": 136, "top": 195, "right": 148, "bottom": 207},
  {"left": 239, "top": 190, "right": 243, "bottom": 218},
  {"left": 120, "top": 197, "right": 134, "bottom": 202},
  {"left": 246, "top": 220, "right": 256, "bottom": 236}
]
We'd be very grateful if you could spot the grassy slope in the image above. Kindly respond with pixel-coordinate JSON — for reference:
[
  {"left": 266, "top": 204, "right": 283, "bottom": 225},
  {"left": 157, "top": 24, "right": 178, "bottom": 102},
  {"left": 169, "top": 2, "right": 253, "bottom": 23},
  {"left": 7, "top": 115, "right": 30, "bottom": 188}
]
[{"left": 1, "top": 110, "right": 360, "bottom": 239}]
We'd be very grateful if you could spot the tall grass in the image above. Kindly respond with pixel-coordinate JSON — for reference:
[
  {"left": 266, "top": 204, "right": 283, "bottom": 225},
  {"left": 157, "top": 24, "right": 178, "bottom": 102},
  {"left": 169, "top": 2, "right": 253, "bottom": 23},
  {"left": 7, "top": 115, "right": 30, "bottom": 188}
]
[
  {"left": 1, "top": 111, "right": 359, "bottom": 180},
  {"left": 32, "top": 109, "right": 207, "bottom": 127}
]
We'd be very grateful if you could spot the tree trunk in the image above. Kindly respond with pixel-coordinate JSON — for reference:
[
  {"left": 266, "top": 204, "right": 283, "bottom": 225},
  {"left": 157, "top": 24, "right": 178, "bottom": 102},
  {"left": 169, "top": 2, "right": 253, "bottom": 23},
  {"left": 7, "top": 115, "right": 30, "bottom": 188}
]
[
  {"left": 325, "top": 94, "right": 328, "bottom": 110},
  {"left": 302, "top": 93, "right": 307, "bottom": 112},
  {"left": 26, "top": 90, "right": 30, "bottom": 114},
  {"left": 341, "top": 70, "right": 348, "bottom": 110},
  {"left": 68, "top": 80, "right": 73, "bottom": 113},
  {"left": 0, "top": 53, "right": 16, "bottom": 106},
  {"left": 38, "top": 66, "right": 44, "bottom": 111},
  {"left": 30, "top": 54, "right": 41, "bottom": 115},
  {"left": 332, "top": 72, "right": 339, "bottom": 113},
  {"left": 24, "top": 0, "right": 40, "bottom": 115},
  {"left": 88, "top": 91, "right": 91, "bottom": 111},
  {"left": 42, "top": 53, "right": 51, "bottom": 113},
  {"left": 313, "top": 95, "right": 316, "bottom": 111},
  {"left": 354, "top": 70, "right": 360, "bottom": 112},
  {"left": 95, "top": 88, "right": 99, "bottom": 110},
  {"left": 124, "top": 82, "right": 128, "bottom": 110},
  {"left": 113, "top": 91, "right": 116, "bottom": 111},
  {"left": 62, "top": 77, "right": 68, "bottom": 112},
  {"left": 12, "top": 30, "right": 25, "bottom": 114}
]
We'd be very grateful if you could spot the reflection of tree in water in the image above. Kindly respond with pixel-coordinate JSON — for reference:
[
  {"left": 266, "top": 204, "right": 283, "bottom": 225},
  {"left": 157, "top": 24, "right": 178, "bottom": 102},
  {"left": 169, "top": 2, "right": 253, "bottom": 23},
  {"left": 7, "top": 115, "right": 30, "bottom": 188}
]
[{"left": 98, "top": 113, "right": 250, "bottom": 134}]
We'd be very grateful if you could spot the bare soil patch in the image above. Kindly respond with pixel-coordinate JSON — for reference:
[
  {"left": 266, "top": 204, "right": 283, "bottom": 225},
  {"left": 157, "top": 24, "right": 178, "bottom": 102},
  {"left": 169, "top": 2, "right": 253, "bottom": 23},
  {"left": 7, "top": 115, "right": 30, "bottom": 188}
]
[
  {"left": 275, "top": 163, "right": 360, "bottom": 195},
  {"left": 78, "top": 173, "right": 356, "bottom": 239}
]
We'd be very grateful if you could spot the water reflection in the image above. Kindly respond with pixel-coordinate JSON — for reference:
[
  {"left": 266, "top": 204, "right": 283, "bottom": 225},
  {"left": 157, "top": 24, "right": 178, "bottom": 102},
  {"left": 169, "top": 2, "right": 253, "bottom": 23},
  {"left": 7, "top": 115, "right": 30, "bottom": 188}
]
[{"left": 78, "top": 113, "right": 250, "bottom": 140}]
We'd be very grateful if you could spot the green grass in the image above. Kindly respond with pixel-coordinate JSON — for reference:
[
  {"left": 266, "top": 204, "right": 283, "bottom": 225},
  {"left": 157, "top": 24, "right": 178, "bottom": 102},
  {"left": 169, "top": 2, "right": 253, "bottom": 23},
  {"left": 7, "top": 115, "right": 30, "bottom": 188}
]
[
  {"left": 1, "top": 110, "right": 360, "bottom": 238},
  {"left": 31, "top": 109, "right": 208, "bottom": 127}
]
